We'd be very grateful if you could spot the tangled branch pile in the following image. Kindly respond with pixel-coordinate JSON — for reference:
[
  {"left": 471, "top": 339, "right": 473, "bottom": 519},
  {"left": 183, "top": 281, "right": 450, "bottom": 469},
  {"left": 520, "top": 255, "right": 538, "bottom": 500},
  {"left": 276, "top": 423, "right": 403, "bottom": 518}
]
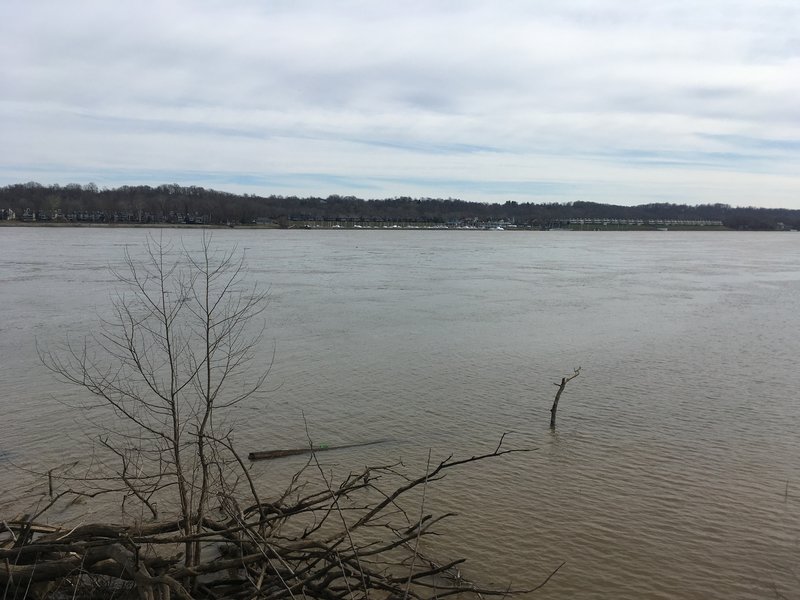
[{"left": 2, "top": 445, "right": 559, "bottom": 600}]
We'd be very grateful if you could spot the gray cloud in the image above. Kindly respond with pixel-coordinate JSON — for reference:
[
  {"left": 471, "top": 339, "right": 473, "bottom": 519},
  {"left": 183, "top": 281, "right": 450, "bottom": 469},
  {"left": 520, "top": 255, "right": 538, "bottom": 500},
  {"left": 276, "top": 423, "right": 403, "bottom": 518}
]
[{"left": 2, "top": 0, "right": 799, "bottom": 207}]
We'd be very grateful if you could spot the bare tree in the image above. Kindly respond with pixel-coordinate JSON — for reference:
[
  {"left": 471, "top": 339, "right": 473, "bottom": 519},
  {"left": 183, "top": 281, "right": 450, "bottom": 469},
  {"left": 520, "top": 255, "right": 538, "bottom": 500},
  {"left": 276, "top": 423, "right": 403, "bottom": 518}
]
[{"left": 40, "top": 233, "right": 271, "bottom": 571}]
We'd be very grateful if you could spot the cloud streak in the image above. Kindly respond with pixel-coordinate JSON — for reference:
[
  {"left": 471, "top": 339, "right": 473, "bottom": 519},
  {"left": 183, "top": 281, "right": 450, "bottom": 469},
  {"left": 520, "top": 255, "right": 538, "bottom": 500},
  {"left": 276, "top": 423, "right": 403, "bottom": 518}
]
[{"left": 2, "top": 0, "right": 799, "bottom": 207}]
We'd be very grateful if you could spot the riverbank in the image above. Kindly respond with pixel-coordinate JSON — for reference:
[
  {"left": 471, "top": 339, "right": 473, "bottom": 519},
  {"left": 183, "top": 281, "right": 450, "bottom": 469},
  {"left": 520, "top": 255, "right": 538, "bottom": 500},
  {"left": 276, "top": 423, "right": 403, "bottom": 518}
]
[{"left": 0, "top": 221, "right": 734, "bottom": 231}]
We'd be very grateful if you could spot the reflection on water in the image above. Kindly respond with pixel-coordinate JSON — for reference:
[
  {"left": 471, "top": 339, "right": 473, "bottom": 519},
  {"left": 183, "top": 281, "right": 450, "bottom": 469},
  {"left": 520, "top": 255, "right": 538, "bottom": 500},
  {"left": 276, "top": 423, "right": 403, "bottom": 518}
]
[{"left": 2, "top": 228, "right": 800, "bottom": 599}]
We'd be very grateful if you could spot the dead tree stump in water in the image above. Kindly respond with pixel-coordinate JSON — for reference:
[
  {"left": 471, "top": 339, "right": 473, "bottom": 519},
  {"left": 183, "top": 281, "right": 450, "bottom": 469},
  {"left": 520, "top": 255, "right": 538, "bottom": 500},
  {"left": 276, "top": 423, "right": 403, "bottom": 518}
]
[{"left": 550, "top": 367, "right": 581, "bottom": 429}]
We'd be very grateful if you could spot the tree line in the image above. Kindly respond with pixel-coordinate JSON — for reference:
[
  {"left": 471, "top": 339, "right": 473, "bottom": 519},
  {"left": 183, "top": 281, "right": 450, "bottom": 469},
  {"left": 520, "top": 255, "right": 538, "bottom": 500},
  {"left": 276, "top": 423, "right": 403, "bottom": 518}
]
[{"left": 2, "top": 181, "right": 799, "bottom": 230}]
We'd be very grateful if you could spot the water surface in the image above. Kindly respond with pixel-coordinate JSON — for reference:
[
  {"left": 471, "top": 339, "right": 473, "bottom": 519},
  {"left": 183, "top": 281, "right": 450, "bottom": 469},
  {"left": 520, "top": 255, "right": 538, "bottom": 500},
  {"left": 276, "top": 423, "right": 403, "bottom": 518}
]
[{"left": 1, "top": 228, "right": 799, "bottom": 599}]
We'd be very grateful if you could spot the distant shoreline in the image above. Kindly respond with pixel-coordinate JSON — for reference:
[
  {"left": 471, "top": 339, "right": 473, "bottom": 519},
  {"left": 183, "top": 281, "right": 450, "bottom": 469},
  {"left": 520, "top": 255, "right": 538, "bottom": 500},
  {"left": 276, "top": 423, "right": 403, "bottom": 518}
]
[
  {"left": 3, "top": 183, "right": 797, "bottom": 231},
  {"left": 0, "top": 221, "right": 737, "bottom": 231},
  {"left": 0, "top": 221, "right": 276, "bottom": 229}
]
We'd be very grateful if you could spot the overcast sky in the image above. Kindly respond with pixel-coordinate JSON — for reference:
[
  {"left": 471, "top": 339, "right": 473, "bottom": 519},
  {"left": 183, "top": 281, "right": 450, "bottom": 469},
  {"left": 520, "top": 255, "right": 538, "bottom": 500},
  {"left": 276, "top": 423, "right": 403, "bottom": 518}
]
[{"left": 2, "top": 1, "right": 799, "bottom": 207}]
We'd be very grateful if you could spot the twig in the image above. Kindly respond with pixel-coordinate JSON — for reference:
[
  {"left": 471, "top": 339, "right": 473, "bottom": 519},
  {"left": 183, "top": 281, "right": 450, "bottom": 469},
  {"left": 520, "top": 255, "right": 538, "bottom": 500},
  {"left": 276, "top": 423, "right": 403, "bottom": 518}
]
[{"left": 404, "top": 449, "right": 431, "bottom": 600}]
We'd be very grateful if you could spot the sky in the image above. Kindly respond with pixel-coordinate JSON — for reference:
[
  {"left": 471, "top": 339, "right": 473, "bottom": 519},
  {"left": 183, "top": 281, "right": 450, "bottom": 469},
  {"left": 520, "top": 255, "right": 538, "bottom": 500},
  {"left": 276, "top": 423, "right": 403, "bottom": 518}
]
[{"left": 2, "top": 0, "right": 799, "bottom": 208}]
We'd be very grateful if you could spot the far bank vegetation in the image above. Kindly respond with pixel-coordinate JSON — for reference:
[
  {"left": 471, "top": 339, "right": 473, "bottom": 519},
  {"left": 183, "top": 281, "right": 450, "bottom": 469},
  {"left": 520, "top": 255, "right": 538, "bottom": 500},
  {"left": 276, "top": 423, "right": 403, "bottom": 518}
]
[{"left": 3, "top": 181, "right": 797, "bottom": 230}]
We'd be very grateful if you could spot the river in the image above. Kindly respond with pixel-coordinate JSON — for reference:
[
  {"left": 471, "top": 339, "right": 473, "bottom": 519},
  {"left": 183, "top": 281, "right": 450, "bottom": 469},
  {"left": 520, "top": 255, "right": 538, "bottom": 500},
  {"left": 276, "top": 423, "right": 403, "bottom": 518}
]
[{"left": 1, "top": 227, "right": 799, "bottom": 598}]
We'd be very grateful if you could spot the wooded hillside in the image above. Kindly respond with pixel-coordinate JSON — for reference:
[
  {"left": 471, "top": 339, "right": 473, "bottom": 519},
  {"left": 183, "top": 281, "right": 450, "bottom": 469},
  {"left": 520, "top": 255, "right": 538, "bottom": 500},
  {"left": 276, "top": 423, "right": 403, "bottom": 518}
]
[{"left": 2, "top": 182, "right": 798, "bottom": 230}]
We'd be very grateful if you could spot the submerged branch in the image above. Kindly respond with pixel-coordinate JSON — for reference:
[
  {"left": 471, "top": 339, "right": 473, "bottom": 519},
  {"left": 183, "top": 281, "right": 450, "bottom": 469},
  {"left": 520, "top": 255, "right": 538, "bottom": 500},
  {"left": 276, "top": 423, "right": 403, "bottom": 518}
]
[{"left": 248, "top": 439, "right": 391, "bottom": 461}]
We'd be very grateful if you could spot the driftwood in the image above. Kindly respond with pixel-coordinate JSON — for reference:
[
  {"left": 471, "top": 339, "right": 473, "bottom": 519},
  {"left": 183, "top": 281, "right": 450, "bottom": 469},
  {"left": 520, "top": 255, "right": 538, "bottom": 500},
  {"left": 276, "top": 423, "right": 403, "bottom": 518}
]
[
  {"left": 550, "top": 367, "right": 581, "bottom": 429},
  {"left": 248, "top": 439, "right": 389, "bottom": 461},
  {"left": 1, "top": 441, "right": 565, "bottom": 600}
]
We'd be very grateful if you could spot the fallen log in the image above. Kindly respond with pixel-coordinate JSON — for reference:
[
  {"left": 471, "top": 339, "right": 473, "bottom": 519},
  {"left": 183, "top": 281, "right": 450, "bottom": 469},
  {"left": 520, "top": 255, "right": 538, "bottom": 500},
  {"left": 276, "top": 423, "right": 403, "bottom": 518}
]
[{"left": 248, "top": 439, "right": 389, "bottom": 461}]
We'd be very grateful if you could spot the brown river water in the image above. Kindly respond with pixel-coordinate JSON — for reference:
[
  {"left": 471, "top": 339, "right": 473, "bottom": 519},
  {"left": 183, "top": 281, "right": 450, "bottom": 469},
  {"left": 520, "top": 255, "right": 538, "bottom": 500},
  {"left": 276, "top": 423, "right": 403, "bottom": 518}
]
[{"left": 1, "top": 227, "right": 799, "bottom": 598}]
